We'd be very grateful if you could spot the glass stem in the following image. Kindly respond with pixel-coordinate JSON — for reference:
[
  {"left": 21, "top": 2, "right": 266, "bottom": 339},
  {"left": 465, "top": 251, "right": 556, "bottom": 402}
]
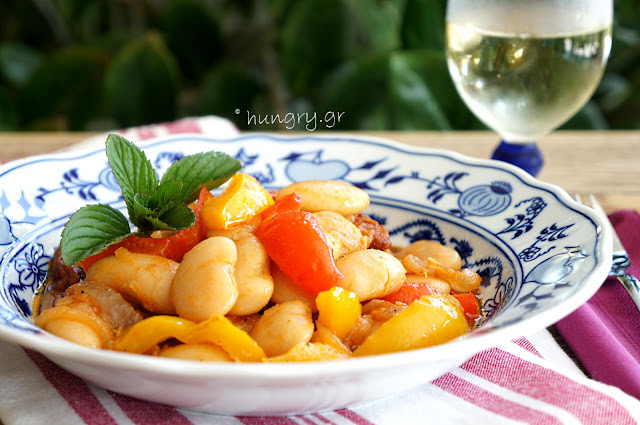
[{"left": 491, "top": 140, "right": 544, "bottom": 177}]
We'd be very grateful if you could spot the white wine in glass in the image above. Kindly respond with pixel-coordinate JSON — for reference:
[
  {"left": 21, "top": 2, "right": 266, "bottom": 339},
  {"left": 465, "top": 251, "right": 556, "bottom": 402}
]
[{"left": 446, "top": 0, "right": 612, "bottom": 176}]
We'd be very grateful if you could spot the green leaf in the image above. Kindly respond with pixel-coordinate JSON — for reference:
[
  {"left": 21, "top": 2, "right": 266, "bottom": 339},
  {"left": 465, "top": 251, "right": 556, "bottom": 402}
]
[
  {"left": 18, "top": 46, "right": 107, "bottom": 130},
  {"left": 281, "top": 0, "right": 353, "bottom": 96},
  {"left": 60, "top": 204, "right": 132, "bottom": 265},
  {"left": 607, "top": 25, "right": 640, "bottom": 75},
  {"left": 0, "top": 42, "right": 43, "bottom": 88},
  {"left": 270, "top": 0, "right": 297, "bottom": 26},
  {"left": 281, "top": 0, "right": 405, "bottom": 97},
  {"left": 131, "top": 182, "right": 190, "bottom": 232},
  {"left": 138, "top": 203, "right": 195, "bottom": 232},
  {"left": 160, "top": 151, "right": 242, "bottom": 204},
  {"left": 321, "top": 54, "right": 390, "bottom": 129},
  {"left": 140, "top": 216, "right": 176, "bottom": 232},
  {"left": 605, "top": 70, "right": 640, "bottom": 129},
  {"left": 345, "top": 0, "right": 403, "bottom": 53},
  {"left": 85, "top": 32, "right": 142, "bottom": 55},
  {"left": 614, "top": 0, "right": 640, "bottom": 29},
  {"left": 158, "top": 204, "right": 196, "bottom": 230},
  {"left": 104, "top": 31, "right": 180, "bottom": 127},
  {"left": 160, "top": 0, "right": 223, "bottom": 81},
  {"left": 321, "top": 50, "right": 483, "bottom": 130},
  {"left": 105, "top": 134, "right": 159, "bottom": 222},
  {"left": 560, "top": 101, "right": 609, "bottom": 130},
  {"left": 597, "top": 74, "right": 631, "bottom": 111},
  {"left": 0, "top": 3, "right": 50, "bottom": 46},
  {"left": 200, "top": 62, "right": 264, "bottom": 130},
  {"left": 0, "top": 86, "right": 18, "bottom": 131},
  {"left": 152, "top": 180, "right": 184, "bottom": 208},
  {"left": 401, "top": 0, "right": 446, "bottom": 50},
  {"left": 388, "top": 52, "right": 451, "bottom": 129},
  {"left": 131, "top": 193, "right": 157, "bottom": 232}
]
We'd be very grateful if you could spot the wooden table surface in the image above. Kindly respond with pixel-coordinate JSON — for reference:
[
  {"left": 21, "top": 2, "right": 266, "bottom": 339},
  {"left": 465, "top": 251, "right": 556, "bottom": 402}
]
[{"left": 0, "top": 130, "right": 638, "bottom": 213}]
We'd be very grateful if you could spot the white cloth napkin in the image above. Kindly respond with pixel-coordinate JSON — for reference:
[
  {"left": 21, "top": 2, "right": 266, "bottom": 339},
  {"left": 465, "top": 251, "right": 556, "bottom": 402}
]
[{"left": 1, "top": 117, "right": 639, "bottom": 424}]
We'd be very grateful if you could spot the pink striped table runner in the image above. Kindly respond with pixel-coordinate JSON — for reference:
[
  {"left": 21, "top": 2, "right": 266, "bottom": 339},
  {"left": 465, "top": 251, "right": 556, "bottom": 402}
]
[{"left": 1, "top": 332, "right": 639, "bottom": 425}]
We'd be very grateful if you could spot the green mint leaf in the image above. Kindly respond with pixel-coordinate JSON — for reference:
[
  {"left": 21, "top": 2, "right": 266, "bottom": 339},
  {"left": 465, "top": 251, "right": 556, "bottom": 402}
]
[
  {"left": 131, "top": 182, "right": 186, "bottom": 233},
  {"left": 105, "top": 134, "right": 159, "bottom": 222},
  {"left": 140, "top": 216, "right": 175, "bottom": 231},
  {"left": 132, "top": 194, "right": 195, "bottom": 232},
  {"left": 133, "top": 193, "right": 153, "bottom": 210},
  {"left": 132, "top": 182, "right": 182, "bottom": 214},
  {"left": 151, "top": 180, "right": 183, "bottom": 207},
  {"left": 160, "top": 151, "right": 241, "bottom": 204},
  {"left": 60, "top": 204, "right": 132, "bottom": 265},
  {"left": 132, "top": 193, "right": 156, "bottom": 233},
  {"left": 158, "top": 203, "right": 195, "bottom": 230},
  {"left": 140, "top": 203, "right": 195, "bottom": 231}
]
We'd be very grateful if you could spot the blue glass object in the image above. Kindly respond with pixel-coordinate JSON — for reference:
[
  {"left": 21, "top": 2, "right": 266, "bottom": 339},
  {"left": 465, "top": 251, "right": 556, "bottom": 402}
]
[{"left": 491, "top": 141, "right": 544, "bottom": 177}]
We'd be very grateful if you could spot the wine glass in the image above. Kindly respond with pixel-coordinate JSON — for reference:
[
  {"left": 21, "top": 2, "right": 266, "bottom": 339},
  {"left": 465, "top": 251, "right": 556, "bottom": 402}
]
[{"left": 445, "top": 0, "right": 612, "bottom": 176}]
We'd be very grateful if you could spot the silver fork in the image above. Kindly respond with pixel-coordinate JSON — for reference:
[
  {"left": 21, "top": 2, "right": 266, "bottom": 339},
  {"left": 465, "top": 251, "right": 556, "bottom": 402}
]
[{"left": 576, "top": 194, "right": 640, "bottom": 310}]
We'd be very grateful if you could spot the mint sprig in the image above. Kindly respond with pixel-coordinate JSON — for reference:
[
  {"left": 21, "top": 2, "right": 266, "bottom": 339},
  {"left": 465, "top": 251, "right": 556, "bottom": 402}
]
[{"left": 60, "top": 134, "right": 241, "bottom": 265}]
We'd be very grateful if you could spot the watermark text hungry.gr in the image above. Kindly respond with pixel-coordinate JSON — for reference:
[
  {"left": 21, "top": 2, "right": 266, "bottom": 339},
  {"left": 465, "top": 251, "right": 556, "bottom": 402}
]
[{"left": 235, "top": 109, "right": 345, "bottom": 131}]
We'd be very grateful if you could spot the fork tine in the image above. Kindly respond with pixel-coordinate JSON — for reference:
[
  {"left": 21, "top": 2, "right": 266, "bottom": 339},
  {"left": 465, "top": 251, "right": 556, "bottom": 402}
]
[
  {"left": 585, "top": 194, "right": 626, "bottom": 254},
  {"left": 586, "top": 194, "right": 605, "bottom": 215}
]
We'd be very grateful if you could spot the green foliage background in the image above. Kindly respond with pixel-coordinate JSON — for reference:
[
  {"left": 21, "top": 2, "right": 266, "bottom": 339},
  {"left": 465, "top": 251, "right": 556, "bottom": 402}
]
[{"left": 1, "top": 0, "right": 638, "bottom": 132}]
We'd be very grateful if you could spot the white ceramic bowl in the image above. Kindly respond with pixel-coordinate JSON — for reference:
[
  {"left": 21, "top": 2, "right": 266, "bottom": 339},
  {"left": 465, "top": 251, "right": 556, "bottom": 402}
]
[{"left": 0, "top": 134, "right": 611, "bottom": 415}]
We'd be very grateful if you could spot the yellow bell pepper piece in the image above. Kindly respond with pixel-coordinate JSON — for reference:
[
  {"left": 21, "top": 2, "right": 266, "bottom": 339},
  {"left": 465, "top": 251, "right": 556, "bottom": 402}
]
[
  {"left": 113, "top": 314, "right": 266, "bottom": 362},
  {"left": 188, "top": 314, "right": 265, "bottom": 362},
  {"left": 202, "top": 173, "right": 274, "bottom": 230},
  {"left": 113, "top": 315, "right": 195, "bottom": 353},
  {"left": 265, "top": 342, "right": 349, "bottom": 362},
  {"left": 316, "top": 286, "right": 361, "bottom": 339},
  {"left": 352, "top": 294, "right": 469, "bottom": 357}
]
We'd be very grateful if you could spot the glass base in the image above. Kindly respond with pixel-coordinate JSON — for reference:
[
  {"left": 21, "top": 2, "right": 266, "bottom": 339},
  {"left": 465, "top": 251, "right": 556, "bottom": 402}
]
[{"left": 491, "top": 141, "right": 544, "bottom": 177}]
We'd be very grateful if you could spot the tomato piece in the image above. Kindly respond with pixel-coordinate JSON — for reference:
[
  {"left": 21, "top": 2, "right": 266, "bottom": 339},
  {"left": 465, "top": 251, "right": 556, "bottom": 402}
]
[
  {"left": 257, "top": 194, "right": 342, "bottom": 295},
  {"left": 382, "top": 281, "right": 436, "bottom": 305}
]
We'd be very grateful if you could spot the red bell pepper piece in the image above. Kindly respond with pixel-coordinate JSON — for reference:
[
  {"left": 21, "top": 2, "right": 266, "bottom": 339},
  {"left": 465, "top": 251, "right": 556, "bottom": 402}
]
[
  {"left": 79, "top": 235, "right": 169, "bottom": 271},
  {"left": 383, "top": 282, "right": 480, "bottom": 327},
  {"left": 260, "top": 192, "right": 302, "bottom": 220},
  {"left": 452, "top": 292, "right": 480, "bottom": 317},
  {"left": 452, "top": 292, "right": 480, "bottom": 327},
  {"left": 257, "top": 193, "right": 343, "bottom": 295},
  {"left": 80, "top": 187, "right": 213, "bottom": 270},
  {"left": 382, "top": 281, "right": 436, "bottom": 305},
  {"left": 163, "top": 187, "right": 212, "bottom": 261}
]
